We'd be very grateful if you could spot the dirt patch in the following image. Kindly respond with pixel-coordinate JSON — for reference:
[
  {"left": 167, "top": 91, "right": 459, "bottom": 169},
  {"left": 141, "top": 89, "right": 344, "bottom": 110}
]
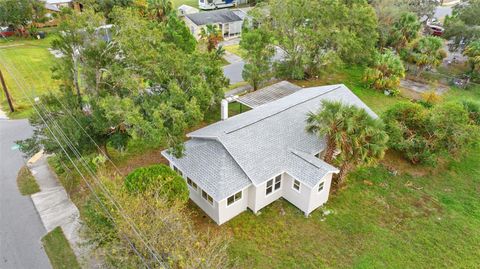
[
  {"left": 399, "top": 79, "right": 449, "bottom": 100},
  {"left": 114, "top": 148, "right": 169, "bottom": 176},
  {"left": 381, "top": 150, "right": 434, "bottom": 177}
]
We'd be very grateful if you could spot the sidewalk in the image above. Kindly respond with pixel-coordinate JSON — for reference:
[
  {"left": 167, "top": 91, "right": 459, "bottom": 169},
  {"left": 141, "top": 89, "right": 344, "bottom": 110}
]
[{"left": 28, "top": 153, "right": 92, "bottom": 266}]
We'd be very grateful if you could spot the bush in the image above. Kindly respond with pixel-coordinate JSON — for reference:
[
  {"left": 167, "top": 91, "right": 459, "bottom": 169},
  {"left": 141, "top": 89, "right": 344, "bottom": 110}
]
[
  {"left": 383, "top": 102, "right": 437, "bottom": 164},
  {"left": 462, "top": 99, "right": 480, "bottom": 125},
  {"left": 124, "top": 164, "right": 188, "bottom": 203},
  {"left": 383, "top": 101, "right": 480, "bottom": 164}
]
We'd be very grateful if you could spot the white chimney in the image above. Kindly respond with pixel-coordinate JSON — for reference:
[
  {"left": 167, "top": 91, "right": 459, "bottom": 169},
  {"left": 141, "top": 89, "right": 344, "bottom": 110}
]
[{"left": 221, "top": 99, "right": 229, "bottom": 120}]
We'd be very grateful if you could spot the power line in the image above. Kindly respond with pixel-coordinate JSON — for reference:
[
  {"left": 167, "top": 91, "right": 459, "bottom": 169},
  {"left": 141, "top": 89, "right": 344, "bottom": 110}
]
[{"left": 0, "top": 54, "right": 160, "bottom": 268}]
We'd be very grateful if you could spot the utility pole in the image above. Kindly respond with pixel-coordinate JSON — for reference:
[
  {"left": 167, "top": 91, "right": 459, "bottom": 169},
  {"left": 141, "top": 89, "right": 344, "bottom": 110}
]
[{"left": 0, "top": 69, "right": 14, "bottom": 112}]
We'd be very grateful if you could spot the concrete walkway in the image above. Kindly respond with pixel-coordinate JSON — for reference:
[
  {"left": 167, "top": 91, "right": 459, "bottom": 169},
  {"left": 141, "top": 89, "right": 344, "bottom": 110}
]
[{"left": 28, "top": 154, "right": 89, "bottom": 264}]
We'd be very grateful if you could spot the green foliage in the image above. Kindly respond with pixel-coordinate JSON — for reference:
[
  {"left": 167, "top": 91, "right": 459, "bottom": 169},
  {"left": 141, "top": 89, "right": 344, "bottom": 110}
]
[
  {"left": 240, "top": 28, "right": 274, "bottom": 90},
  {"left": 364, "top": 50, "right": 405, "bottom": 94},
  {"left": 84, "top": 177, "right": 230, "bottom": 268},
  {"left": 444, "top": 0, "right": 480, "bottom": 51},
  {"left": 199, "top": 24, "right": 223, "bottom": 52},
  {"left": 20, "top": 6, "right": 227, "bottom": 160},
  {"left": 0, "top": 0, "right": 33, "bottom": 29},
  {"left": 464, "top": 40, "right": 480, "bottom": 74},
  {"left": 124, "top": 164, "right": 189, "bottom": 203},
  {"left": 383, "top": 101, "right": 479, "bottom": 164},
  {"left": 388, "top": 12, "right": 421, "bottom": 50},
  {"left": 306, "top": 100, "right": 389, "bottom": 186},
  {"left": 462, "top": 99, "right": 480, "bottom": 125},
  {"left": 405, "top": 36, "right": 446, "bottom": 76},
  {"left": 252, "top": 0, "right": 378, "bottom": 79}
]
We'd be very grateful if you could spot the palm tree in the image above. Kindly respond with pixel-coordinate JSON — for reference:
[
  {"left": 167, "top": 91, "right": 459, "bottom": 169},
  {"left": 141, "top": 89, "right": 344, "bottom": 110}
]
[
  {"left": 306, "top": 100, "right": 349, "bottom": 164},
  {"left": 147, "top": 0, "right": 173, "bottom": 22},
  {"left": 464, "top": 40, "right": 480, "bottom": 73},
  {"left": 199, "top": 25, "right": 223, "bottom": 52},
  {"left": 336, "top": 108, "right": 389, "bottom": 186}
]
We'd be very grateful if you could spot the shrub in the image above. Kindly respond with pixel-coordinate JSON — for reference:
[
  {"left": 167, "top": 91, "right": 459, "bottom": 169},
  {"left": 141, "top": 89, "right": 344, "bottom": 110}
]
[
  {"left": 462, "top": 99, "right": 480, "bottom": 125},
  {"left": 421, "top": 90, "right": 443, "bottom": 106},
  {"left": 364, "top": 50, "right": 405, "bottom": 95},
  {"left": 383, "top": 102, "right": 437, "bottom": 164},
  {"left": 124, "top": 164, "right": 188, "bottom": 203},
  {"left": 383, "top": 101, "right": 480, "bottom": 164}
]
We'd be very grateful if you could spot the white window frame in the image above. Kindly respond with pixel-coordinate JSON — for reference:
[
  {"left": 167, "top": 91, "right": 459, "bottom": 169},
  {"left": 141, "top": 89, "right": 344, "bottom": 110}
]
[
  {"left": 318, "top": 181, "right": 325, "bottom": 192},
  {"left": 292, "top": 179, "right": 301, "bottom": 192},
  {"left": 201, "top": 189, "right": 214, "bottom": 206},
  {"left": 266, "top": 174, "right": 282, "bottom": 196},
  {"left": 173, "top": 165, "right": 182, "bottom": 176},
  {"left": 186, "top": 177, "right": 198, "bottom": 191},
  {"left": 227, "top": 190, "right": 242, "bottom": 207}
]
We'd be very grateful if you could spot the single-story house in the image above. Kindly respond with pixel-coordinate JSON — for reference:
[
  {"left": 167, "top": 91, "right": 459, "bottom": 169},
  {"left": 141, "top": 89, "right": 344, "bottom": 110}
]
[
  {"left": 162, "top": 84, "right": 377, "bottom": 225},
  {"left": 183, "top": 9, "right": 247, "bottom": 40}
]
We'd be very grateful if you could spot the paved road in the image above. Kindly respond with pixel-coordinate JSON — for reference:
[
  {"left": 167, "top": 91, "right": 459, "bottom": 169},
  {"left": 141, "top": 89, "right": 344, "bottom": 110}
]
[
  {"left": 222, "top": 46, "right": 286, "bottom": 85},
  {"left": 0, "top": 119, "right": 51, "bottom": 269}
]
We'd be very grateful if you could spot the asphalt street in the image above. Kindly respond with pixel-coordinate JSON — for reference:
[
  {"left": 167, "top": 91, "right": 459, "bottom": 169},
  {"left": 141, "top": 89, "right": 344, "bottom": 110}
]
[{"left": 0, "top": 118, "right": 51, "bottom": 269}]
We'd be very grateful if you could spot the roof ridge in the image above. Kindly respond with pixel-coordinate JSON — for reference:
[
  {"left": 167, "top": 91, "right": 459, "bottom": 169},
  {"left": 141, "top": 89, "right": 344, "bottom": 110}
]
[
  {"left": 225, "top": 85, "right": 343, "bottom": 135},
  {"left": 215, "top": 137, "right": 254, "bottom": 185},
  {"left": 290, "top": 149, "right": 338, "bottom": 173}
]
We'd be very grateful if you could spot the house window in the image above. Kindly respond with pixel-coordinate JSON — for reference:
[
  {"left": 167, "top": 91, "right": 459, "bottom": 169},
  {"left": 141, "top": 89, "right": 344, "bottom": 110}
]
[
  {"left": 318, "top": 181, "right": 325, "bottom": 192},
  {"left": 227, "top": 191, "right": 242, "bottom": 206},
  {"left": 274, "top": 175, "right": 281, "bottom": 190},
  {"left": 293, "top": 179, "right": 300, "bottom": 191},
  {"left": 202, "top": 190, "right": 213, "bottom": 205},
  {"left": 266, "top": 179, "right": 273, "bottom": 195},
  {"left": 266, "top": 174, "right": 282, "bottom": 195},
  {"left": 173, "top": 165, "right": 181, "bottom": 175},
  {"left": 187, "top": 177, "right": 197, "bottom": 191}
]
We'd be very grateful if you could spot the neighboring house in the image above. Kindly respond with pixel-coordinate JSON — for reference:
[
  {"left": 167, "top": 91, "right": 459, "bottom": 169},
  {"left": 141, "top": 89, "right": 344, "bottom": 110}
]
[
  {"left": 162, "top": 84, "right": 377, "bottom": 225},
  {"left": 183, "top": 9, "right": 247, "bottom": 40}
]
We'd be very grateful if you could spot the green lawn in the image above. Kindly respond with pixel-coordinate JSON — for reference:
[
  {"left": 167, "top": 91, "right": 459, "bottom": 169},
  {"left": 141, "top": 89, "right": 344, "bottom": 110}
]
[
  {"left": 225, "top": 145, "right": 480, "bottom": 268},
  {"left": 224, "top": 44, "right": 243, "bottom": 57},
  {"left": 42, "top": 227, "right": 81, "bottom": 269},
  {"left": 172, "top": 0, "right": 198, "bottom": 8},
  {"left": 16, "top": 166, "right": 40, "bottom": 195},
  {"left": 0, "top": 35, "right": 58, "bottom": 119}
]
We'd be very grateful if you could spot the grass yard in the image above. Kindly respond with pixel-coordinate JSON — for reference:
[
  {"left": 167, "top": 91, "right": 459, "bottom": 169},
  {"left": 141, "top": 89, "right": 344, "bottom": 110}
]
[
  {"left": 0, "top": 35, "right": 58, "bottom": 119},
  {"left": 291, "top": 66, "right": 406, "bottom": 114},
  {"left": 16, "top": 166, "right": 40, "bottom": 195},
  {"left": 187, "top": 145, "right": 480, "bottom": 268},
  {"left": 172, "top": 0, "right": 198, "bottom": 8},
  {"left": 224, "top": 44, "right": 243, "bottom": 57},
  {"left": 42, "top": 227, "right": 81, "bottom": 269}
]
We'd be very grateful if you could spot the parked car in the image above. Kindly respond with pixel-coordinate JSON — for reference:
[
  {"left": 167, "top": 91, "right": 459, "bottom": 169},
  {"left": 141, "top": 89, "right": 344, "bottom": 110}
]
[
  {"left": 427, "top": 24, "right": 445, "bottom": 36},
  {"left": 0, "top": 26, "right": 15, "bottom": 37}
]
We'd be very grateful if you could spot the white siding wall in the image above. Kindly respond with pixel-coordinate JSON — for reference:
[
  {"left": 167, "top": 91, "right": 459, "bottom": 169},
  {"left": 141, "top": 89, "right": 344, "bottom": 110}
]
[
  {"left": 307, "top": 173, "right": 334, "bottom": 215},
  {"left": 282, "top": 174, "right": 312, "bottom": 214},
  {"left": 252, "top": 174, "right": 284, "bottom": 213},
  {"left": 169, "top": 161, "right": 220, "bottom": 224},
  {"left": 217, "top": 187, "right": 249, "bottom": 224}
]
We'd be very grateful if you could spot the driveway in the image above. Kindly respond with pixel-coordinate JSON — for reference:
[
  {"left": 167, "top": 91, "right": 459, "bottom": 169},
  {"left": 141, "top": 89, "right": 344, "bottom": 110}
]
[{"left": 0, "top": 118, "right": 51, "bottom": 269}]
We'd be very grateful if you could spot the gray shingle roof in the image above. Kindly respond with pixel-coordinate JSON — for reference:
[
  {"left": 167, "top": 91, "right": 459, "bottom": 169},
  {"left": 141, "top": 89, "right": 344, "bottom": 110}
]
[
  {"left": 162, "top": 139, "right": 251, "bottom": 201},
  {"left": 185, "top": 9, "right": 243, "bottom": 26},
  {"left": 236, "top": 81, "right": 302, "bottom": 108},
  {"left": 163, "top": 84, "right": 377, "bottom": 200}
]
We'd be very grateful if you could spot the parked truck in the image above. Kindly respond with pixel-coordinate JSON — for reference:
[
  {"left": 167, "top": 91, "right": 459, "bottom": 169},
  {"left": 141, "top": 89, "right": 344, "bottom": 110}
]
[{"left": 198, "top": 0, "right": 236, "bottom": 10}]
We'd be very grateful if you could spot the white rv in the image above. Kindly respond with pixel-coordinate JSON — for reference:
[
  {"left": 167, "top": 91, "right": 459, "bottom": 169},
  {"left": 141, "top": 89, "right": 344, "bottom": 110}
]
[{"left": 198, "top": 0, "right": 236, "bottom": 10}]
